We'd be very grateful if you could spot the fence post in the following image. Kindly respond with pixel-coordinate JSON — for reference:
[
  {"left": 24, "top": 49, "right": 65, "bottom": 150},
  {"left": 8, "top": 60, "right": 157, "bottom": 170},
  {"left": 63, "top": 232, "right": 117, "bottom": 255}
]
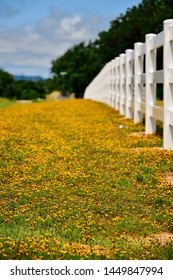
[
  {"left": 101, "top": 66, "right": 104, "bottom": 103},
  {"left": 134, "top": 42, "right": 144, "bottom": 123},
  {"left": 164, "top": 19, "right": 173, "bottom": 149},
  {"left": 108, "top": 62, "right": 112, "bottom": 106},
  {"left": 109, "top": 61, "right": 112, "bottom": 107},
  {"left": 110, "top": 60, "right": 114, "bottom": 108},
  {"left": 115, "top": 57, "right": 120, "bottom": 110},
  {"left": 104, "top": 64, "right": 109, "bottom": 105},
  {"left": 120, "top": 53, "right": 126, "bottom": 115},
  {"left": 125, "top": 49, "right": 134, "bottom": 119},
  {"left": 112, "top": 59, "right": 116, "bottom": 109},
  {"left": 103, "top": 66, "right": 107, "bottom": 104},
  {"left": 145, "top": 33, "right": 157, "bottom": 134}
]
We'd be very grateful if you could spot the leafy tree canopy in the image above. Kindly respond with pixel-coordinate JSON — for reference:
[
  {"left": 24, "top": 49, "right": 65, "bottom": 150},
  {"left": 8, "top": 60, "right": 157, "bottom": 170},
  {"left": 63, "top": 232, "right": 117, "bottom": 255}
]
[
  {"left": 0, "top": 68, "right": 47, "bottom": 100},
  {"left": 51, "top": 41, "right": 102, "bottom": 98},
  {"left": 51, "top": 0, "right": 173, "bottom": 98}
]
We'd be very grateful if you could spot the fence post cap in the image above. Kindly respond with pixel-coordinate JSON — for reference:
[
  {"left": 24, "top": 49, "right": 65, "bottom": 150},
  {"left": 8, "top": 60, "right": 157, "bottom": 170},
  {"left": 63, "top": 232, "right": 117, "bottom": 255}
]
[
  {"left": 164, "top": 19, "right": 173, "bottom": 25},
  {"left": 126, "top": 49, "right": 133, "bottom": 52},
  {"left": 126, "top": 49, "right": 134, "bottom": 53},
  {"left": 145, "top": 33, "right": 156, "bottom": 39},
  {"left": 120, "top": 53, "right": 126, "bottom": 57},
  {"left": 134, "top": 42, "right": 143, "bottom": 45},
  {"left": 134, "top": 42, "right": 143, "bottom": 52}
]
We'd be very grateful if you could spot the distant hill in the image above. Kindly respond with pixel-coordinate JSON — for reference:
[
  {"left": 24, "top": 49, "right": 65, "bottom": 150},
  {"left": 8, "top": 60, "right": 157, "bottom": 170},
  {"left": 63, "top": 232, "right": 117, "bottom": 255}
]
[{"left": 14, "top": 75, "right": 44, "bottom": 81}]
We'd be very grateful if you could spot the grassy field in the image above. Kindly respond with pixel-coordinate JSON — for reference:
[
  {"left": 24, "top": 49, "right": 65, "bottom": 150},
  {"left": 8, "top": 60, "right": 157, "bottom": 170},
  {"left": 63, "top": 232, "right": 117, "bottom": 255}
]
[
  {"left": 0, "top": 99, "right": 172, "bottom": 260},
  {"left": 0, "top": 97, "right": 17, "bottom": 108}
]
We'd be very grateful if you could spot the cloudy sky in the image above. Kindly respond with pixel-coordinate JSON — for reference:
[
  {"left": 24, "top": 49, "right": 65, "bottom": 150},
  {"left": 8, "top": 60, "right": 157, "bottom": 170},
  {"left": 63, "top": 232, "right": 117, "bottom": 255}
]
[{"left": 0, "top": 0, "right": 142, "bottom": 78}]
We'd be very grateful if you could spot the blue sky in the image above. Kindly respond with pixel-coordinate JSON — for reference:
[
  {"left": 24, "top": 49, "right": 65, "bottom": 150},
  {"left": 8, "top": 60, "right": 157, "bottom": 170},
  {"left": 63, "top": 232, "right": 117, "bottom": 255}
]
[{"left": 0, "top": 0, "right": 142, "bottom": 78}]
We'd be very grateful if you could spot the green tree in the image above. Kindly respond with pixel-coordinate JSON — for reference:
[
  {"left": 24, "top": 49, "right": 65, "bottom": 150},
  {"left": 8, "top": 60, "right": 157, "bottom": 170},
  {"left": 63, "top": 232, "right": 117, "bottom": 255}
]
[
  {"left": 50, "top": 0, "right": 173, "bottom": 98},
  {"left": 51, "top": 41, "right": 102, "bottom": 98},
  {"left": 98, "top": 0, "right": 173, "bottom": 64},
  {"left": 17, "top": 80, "right": 47, "bottom": 100},
  {"left": 0, "top": 68, "right": 17, "bottom": 98}
]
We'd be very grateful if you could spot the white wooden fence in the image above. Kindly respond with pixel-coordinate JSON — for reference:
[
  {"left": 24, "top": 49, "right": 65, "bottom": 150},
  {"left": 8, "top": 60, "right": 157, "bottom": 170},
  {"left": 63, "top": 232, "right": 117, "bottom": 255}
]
[{"left": 84, "top": 19, "right": 173, "bottom": 150}]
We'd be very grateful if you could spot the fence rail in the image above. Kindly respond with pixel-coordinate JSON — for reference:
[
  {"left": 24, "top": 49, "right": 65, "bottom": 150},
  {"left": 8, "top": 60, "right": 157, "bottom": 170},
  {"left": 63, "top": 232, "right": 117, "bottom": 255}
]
[{"left": 84, "top": 19, "right": 173, "bottom": 150}]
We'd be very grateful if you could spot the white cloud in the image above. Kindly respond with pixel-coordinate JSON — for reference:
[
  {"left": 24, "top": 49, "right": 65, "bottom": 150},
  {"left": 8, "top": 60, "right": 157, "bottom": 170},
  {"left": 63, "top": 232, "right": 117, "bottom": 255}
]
[
  {"left": 0, "top": 7, "right": 102, "bottom": 77},
  {"left": 60, "top": 15, "right": 81, "bottom": 32}
]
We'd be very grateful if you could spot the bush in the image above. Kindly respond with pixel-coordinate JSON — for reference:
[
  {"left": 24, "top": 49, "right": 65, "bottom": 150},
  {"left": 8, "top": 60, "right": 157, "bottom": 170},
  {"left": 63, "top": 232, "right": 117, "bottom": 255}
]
[{"left": 20, "top": 89, "right": 39, "bottom": 100}]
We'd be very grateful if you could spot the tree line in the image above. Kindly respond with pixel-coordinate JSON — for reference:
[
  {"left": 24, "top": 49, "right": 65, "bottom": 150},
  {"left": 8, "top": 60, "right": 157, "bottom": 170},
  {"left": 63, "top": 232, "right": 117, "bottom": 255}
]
[
  {"left": 1, "top": 0, "right": 173, "bottom": 100},
  {"left": 50, "top": 0, "right": 173, "bottom": 98},
  {"left": 0, "top": 69, "right": 47, "bottom": 100}
]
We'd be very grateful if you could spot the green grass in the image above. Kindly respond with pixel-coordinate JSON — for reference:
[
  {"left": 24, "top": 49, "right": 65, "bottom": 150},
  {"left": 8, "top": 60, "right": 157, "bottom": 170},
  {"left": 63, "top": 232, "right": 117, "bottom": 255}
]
[
  {"left": 0, "top": 99, "right": 172, "bottom": 260},
  {"left": 0, "top": 97, "right": 17, "bottom": 108}
]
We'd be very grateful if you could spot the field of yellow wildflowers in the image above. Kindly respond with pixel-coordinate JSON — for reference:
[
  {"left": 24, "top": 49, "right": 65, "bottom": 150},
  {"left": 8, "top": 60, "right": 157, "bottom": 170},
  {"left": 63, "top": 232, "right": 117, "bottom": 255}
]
[{"left": 0, "top": 99, "right": 172, "bottom": 260}]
